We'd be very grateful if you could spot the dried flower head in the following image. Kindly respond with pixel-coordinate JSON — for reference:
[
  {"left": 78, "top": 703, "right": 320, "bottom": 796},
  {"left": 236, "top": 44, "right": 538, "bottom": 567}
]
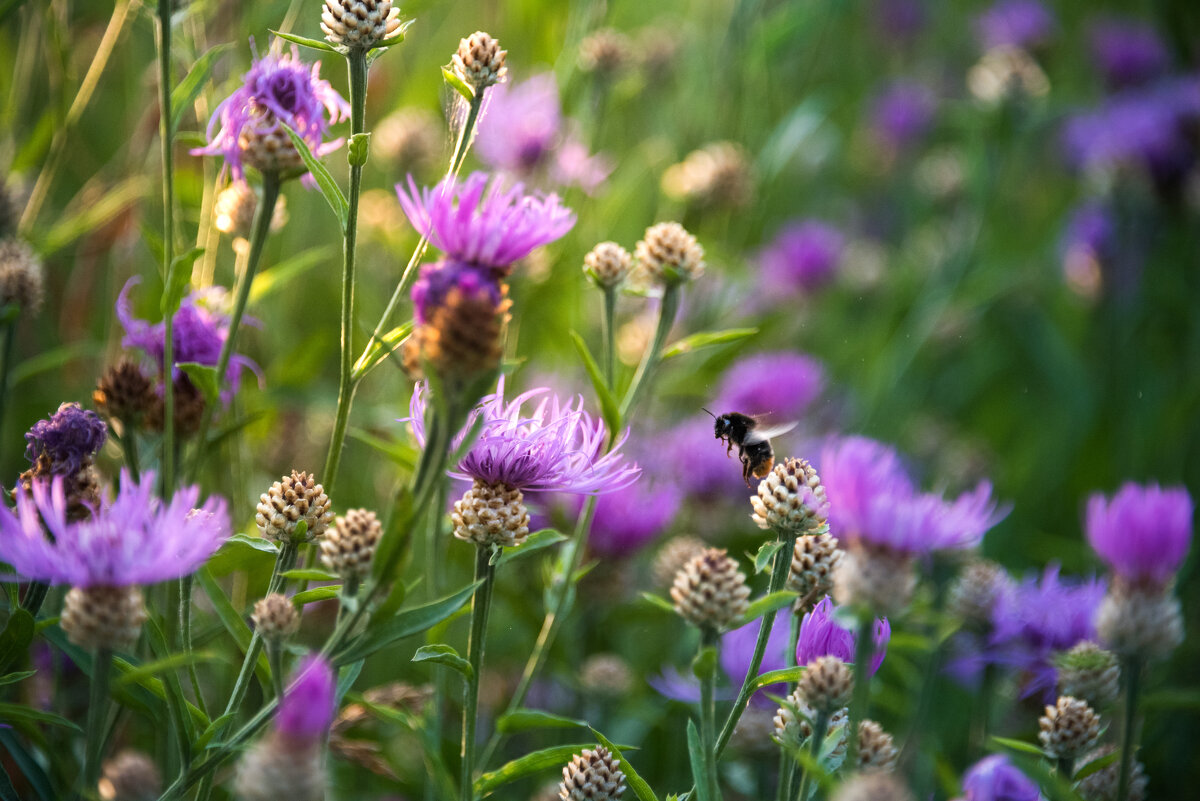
[
  {"left": 558, "top": 746, "right": 626, "bottom": 801},
  {"left": 321, "top": 508, "right": 383, "bottom": 579},
  {"left": 959, "top": 754, "right": 1040, "bottom": 801},
  {"left": 397, "top": 172, "right": 575, "bottom": 277},
  {"left": 408, "top": 377, "right": 639, "bottom": 494},
  {"left": 321, "top": 0, "right": 404, "bottom": 50},
  {"left": 751, "top": 457, "right": 830, "bottom": 533},
  {"left": 789, "top": 532, "right": 844, "bottom": 601},
  {"left": 1095, "top": 579, "right": 1183, "bottom": 660},
  {"left": 0, "top": 237, "right": 44, "bottom": 314},
  {"left": 94, "top": 361, "right": 157, "bottom": 423},
  {"left": 193, "top": 43, "right": 349, "bottom": 180},
  {"left": 1076, "top": 744, "right": 1147, "bottom": 801},
  {"left": 1086, "top": 483, "right": 1193, "bottom": 589},
  {"left": 452, "top": 31, "right": 507, "bottom": 91},
  {"left": 98, "top": 749, "right": 161, "bottom": 801},
  {"left": 671, "top": 548, "right": 750, "bottom": 631},
  {"left": 24, "top": 402, "right": 107, "bottom": 476},
  {"left": 1038, "top": 695, "right": 1100, "bottom": 759},
  {"left": 252, "top": 593, "right": 300, "bottom": 641},
  {"left": 635, "top": 221, "right": 705, "bottom": 285},
  {"left": 584, "top": 241, "right": 633, "bottom": 288},
  {"left": 452, "top": 479, "right": 530, "bottom": 547},
  {"left": 661, "top": 141, "right": 754, "bottom": 208},
  {"left": 256, "top": 470, "right": 334, "bottom": 544},
  {"left": 1055, "top": 641, "right": 1119, "bottom": 709}
]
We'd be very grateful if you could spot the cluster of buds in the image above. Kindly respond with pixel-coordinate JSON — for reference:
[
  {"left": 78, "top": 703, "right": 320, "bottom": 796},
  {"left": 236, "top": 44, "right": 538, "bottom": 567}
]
[{"left": 17, "top": 402, "right": 106, "bottom": 521}]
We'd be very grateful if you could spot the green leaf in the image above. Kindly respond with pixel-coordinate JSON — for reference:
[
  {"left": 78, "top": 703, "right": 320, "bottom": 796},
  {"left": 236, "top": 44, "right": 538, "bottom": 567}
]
[
  {"left": 352, "top": 322, "right": 415, "bottom": 380},
  {"left": 590, "top": 729, "right": 659, "bottom": 801},
  {"left": 348, "top": 132, "right": 371, "bottom": 166},
  {"left": 335, "top": 580, "right": 482, "bottom": 664},
  {"left": 692, "top": 646, "right": 718, "bottom": 680},
  {"left": 195, "top": 713, "right": 235, "bottom": 751},
  {"left": 207, "top": 532, "right": 279, "bottom": 576},
  {"left": 249, "top": 246, "right": 337, "bottom": 304},
  {"left": 753, "top": 539, "right": 785, "bottom": 574},
  {"left": 370, "top": 577, "right": 408, "bottom": 627},
  {"left": 497, "top": 529, "right": 567, "bottom": 566},
  {"left": 411, "top": 644, "right": 473, "bottom": 680},
  {"left": 686, "top": 720, "right": 712, "bottom": 801},
  {"left": 640, "top": 592, "right": 676, "bottom": 614},
  {"left": 161, "top": 247, "right": 204, "bottom": 315},
  {"left": 347, "top": 427, "right": 418, "bottom": 469},
  {"left": 270, "top": 29, "right": 341, "bottom": 54},
  {"left": 280, "top": 122, "right": 348, "bottom": 227},
  {"left": 989, "top": 736, "right": 1047, "bottom": 757},
  {"left": 0, "top": 761, "right": 19, "bottom": 801},
  {"left": 737, "top": 591, "right": 799, "bottom": 626},
  {"left": 475, "top": 742, "right": 638, "bottom": 797},
  {"left": 1074, "top": 749, "right": 1120, "bottom": 780},
  {"left": 195, "top": 567, "right": 272, "bottom": 686},
  {"left": 0, "top": 704, "right": 81, "bottom": 732},
  {"left": 177, "top": 362, "right": 220, "bottom": 405},
  {"left": 291, "top": 587, "right": 340, "bottom": 606},
  {"left": 0, "top": 729, "right": 54, "bottom": 801},
  {"left": 0, "top": 609, "right": 34, "bottom": 675},
  {"left": 170, "top": 43, "right": 231, "bottom": 134},
  {"left": 143, "top": 616, "right": 197, "bottom": 757},
  {"left": 662, "top": 327, "right": 758, "bottom": 359},
  {"left": 281, "top": 568, "right": 340, "bottom": 582},
  {"left": 441, "top": 65, "right": 474, "bottom": 100},
  {"left": 496, "top": 708, "right": 587, "bottom": 733},
  {"left": 0, "top": 669, "right": 36, "bottom": 686},
  {"left": 115, "top": 651, "right": 218, "bottom": 687},
  {"left": 570, "top": 331, "right": 621, "bottom": 435},
  {"left": 747, "top": 665, "right": 805, "bottom": 693},
  {"left": 38, "top": 176, "right": 149, "bottom": 255},
  {"left": 11, "top": 342, "right": 104, "bottom": 387}
]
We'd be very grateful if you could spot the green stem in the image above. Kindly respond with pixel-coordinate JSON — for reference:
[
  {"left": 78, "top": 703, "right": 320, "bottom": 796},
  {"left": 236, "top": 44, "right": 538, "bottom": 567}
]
[
  {"left": 1115, "top": 657, "right": 1142, "bottom": 801},
  {"left": 120, "top": 424, "right": 141, "bottom": 483},
  {"left": 699, "top": 628, "right": 721, "bottom": 801},
  {"left": 0, "top": 318, "right": 15, "bottom": 437},
  {"left": 619, "top": 285, "right": 679, "bottom": 417},
  {"left": 796, "top": 710, "right": 829, "bottom": 801},
  {"left": 179, "top": 574, "right": 207, "bottom": 715},
  {"left": 846, "top": 617, "right": 874, "bottom": 767},
  {"left": 786, "top": 605, "right": 801, "bottom": 689},
  {"left": 776, "top": 758, "right": 795, "bottom": 801},
  {"left": 461, "top": 545, "right": 496, "bottom": 801},
  {"left": 600, "top": 285, "right": 617, "bottom": 390},
  {"left": 322, "top": 49, "right": 368, "bottom": 497},
  {"left": 80, "top": 648, "right": 112, "bottom": 799},
  {"left": 714, "top": 530, "right": 796, "bottom": 759},
  {"left": 186, "top": 172, "right": 281, "bottom": 480},
  {"left": 266, "top": 639, "right": 285, "bottom": 699},
  {"left": 1057, "top": 757, "right": 1075, "bottom": 780},
  {"left": 156, "top": 0, "right": 177, "bottom": 494}
]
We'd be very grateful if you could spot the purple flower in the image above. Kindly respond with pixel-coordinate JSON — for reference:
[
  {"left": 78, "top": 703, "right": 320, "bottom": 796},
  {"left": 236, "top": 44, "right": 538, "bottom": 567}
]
[
  {"left": 192, "top": 43, "right": 349, "bottom": 181},
  {"left": 585, "top": 479, "right": 682, "bottom": 558},
  {"left": 550, "top": 138, "right": 613, "bottom": 194},
  {"left": 24, "top": 403, "right": 107, "bottom": 474},
  {"left": 1085, "top": 483, "right": 1193, "bottom": 586},
  {"left": 796, "top": 597, "right": 890, "bottom": 677},
  {"left": 720, "top": 612, "right": 792, "bottom": 707},
  {"left": 117, "top": 278, "right": 260, "bottom": 399},
  {"left": 662, "top": 415, "right": 751, "bottom": 497},
  {"left": 275, "top": 654, "right": 336, "bottom": 741},
  {"left": 396, "top": 172, "right": 576, "bottom": 276},
  {"left": 714, "top": 351, "right": 825, "bottom": 420},
  {"left": 408, "top": 377, "right": 639, "bottom": 494},
  {"left": 410, "top": 260, "right": 502, "bottom": 325},
  {"left": 0, "top": 471, "right": 230, "bottom": 586},
  {"left": 871, "top": 81, "right": 937, "bottom": 152},
  {"left": 960, "top": 755, "right": 1040, "bottom": 801},
  {"left": 1061, "top": 202, "right": 1114, "bottom": 292},
  {"left": 974, "top": 1, "right": 1054, "bottom": 51},
  {"left": 1089, "top": 19, "right": 1169, "bottom": 91},
  {"left": 759, "top": 220, "right": 845, "bottom": 293}
]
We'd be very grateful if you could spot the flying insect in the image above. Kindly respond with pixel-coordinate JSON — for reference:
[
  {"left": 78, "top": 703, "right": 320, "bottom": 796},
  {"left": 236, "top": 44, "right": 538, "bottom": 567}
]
[{"left": 705, "top": 410, "right": 798, "bottom": 486}]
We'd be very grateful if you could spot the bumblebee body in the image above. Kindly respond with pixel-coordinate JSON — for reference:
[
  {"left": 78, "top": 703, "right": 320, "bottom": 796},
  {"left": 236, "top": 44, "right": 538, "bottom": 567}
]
[{"left": 710, "top": 411, "right": 797, "bottom": 486}]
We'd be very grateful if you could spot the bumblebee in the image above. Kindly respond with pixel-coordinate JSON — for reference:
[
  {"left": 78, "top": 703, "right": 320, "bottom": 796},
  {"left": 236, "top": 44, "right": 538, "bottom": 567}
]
[{"left": 707, "top": 410, "right": 797, "bottom": 486}]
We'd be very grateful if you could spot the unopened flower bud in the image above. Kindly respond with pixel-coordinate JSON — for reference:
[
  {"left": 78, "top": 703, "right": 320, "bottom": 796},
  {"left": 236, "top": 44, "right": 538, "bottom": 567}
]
[
  {"left": 98, "top": 749, "right": 161, "bottom": 801},
  {"left": 579, "top": 28, "right": 631, "bottom": 75},
  {"left": 1056, "top": 641, "right": 1120, "bottom": 708},
  {"left": 94, "top": 361, "right": 157, "bottom": 423},
  {"left": 233, "top": 735, "right": 325, "bottom": 801},
  {"left": 321, "top": 508, "right": 383, "bottom": 579},
  {"left": 61, "top": 584, "right": 147, "bottom": 652},
  {"left": 788, "top": 532, "right": 843, "bottom": 602},
  {"left": 751, "top": 457, "right": 829, "bottom": 533},
  {"left": 0, "top": 237, "right": 43, "bottom": 315},
  {"left": 452, "top": 479, "right": 530, "bottom": 548},
  {"left": 857, "top": 720, "right": 898, "bottom": 773},
  {"left": 452, "top": 31, "right": 507, "bottom": 92},
  {"left": 635, "top": 222, "right": 705, "bottom": 286},
  {"left": 558, "top": 746, "right": 626, "bottom": 801},
  {"left": 256, "top": 470, "right": 334, "bottom": 544},
  {"left": 213, "top": 182, "right": 288, "bottom": 236},
  {"left": 1038, "top": 695, "right": 1100, "bottom": 760},
  {"left": 580, "top": 654, "right": 634, "bottom": 696},
  {"left": 831, "top": 773, "right": 914, "bottom": 801},
  {"left": 1095, "top": 580, "right": 1184, "bottom": 660},
  {"left": 651, "top": 535, "right": 707, "bottom": 586},
  {"left": 321, "top": 0, "right": 403, "bottom": 49},
  {"left": 798, "top": 655, "right": 854, "bottom": 714},
  {"left": 671, "top": 547, "right": 750, "bottom": 631},
  {"left": 948, "top": 559, "right": 1010, "bottom": 630},
  {"left": 730, "top": 705, "right": 777, "bottom": 754},
  {"left": 834, "top": 545, "right": 916, "bottom": 616},
  {"left": 252, "top": 593, "right": 300, "bottom": 641},
  {"left": 1077, "top": 744, "right": 1148, "bottom": 801},
  {"left": 584, "top": 241, "right": 633, "bottom": 288},
  {"left": 374, "top": 109, "right": 442, "bottom": 172},
  {"left": 773, "top": 688, "right": 847, "bottom": 748},
  {"left": 146, "top": 377, "right": 207, "bottom": 438},
  {"left": 661, "top": 142, "right": 754, "bottom": 209}
]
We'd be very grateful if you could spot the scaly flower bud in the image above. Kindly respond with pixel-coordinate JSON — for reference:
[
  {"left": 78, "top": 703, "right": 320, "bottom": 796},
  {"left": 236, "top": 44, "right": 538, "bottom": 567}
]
[
  {"left": 1076, "top": 744, "right": 1147, "bottom": 801},
  {"left": 251, "top": 593, "right": 300, "bottom": 641},
  {"left": 94, "top": 361, "right": 157, "bottom": 423},
  {"left": 321, "top": 508, "right": 383, "bottom": 579},
  {"left": 256, "top": 470, "right": 334, "bottom": 544},
  {"left": 452, "top": 31, "right": 507, "bottom": 92},
  {"left": 1095, "top": 579, "right": 1183, "bottom": 660},
  {"left": 635, "top": 221, "right": 705, "bottom": 286},
  {"left": 61, "top": 584, "right": 147, "bottom": 652},
  {"left": 831, "top": 773, "right": 914, "bottom": 801},
  {"left": 320, "top": 0, "right": 403, "bottom": 50},
  {"left": 797, "top": 655, "right": 854, "bottom": 714},
  {"left": 671, "top": 548, "right": 750, "bottom": 631},
  {"left": 580, "top": 654, "right": 634, "bottom": 696},
  {"left": 948, "top": 559, "right": 1012, "bottom": 630},
  {"left": 98, "top": 750, "right": 161, "bottom": 801},
  {"left": 583, "top": 241, "right": 633, "bottom": 288},
  {"left": 1038, "top": 695, "right": 1100, "bottom": 759},
  {"left": 1055, "top": 641, "right": 1119, "bottom": 708},
  {"left": 558, "top": 746, "right": 626, "bottom": 801},
  {"left": 652, "top": 535, "right": 707, "bottom": 587},
  {"left": 451, "top": 479, "right": 530, "bottom": 548},
  {"left": 751, "top": 457, "right": 830, "bottom": 534},
  {"left": 857, "top": 720, "right": 898, "bottom": 773},
  {"left": 788, "top": 532, "right": 843, "bottom": 602},
  {"left": 661, "top": 141, "right": 754, "bottom": 209},
  {"left": 213, "top": 182, "right": 288, "bottom": 236},
  {"left": 579, "top": 28, "right": 632, "bottom": 75},
  {"left": 0, "top": 237, "right": 44, "bottom": 315},
  {"left": 834, "top": 545, "right": 917, "bottom": 617}
]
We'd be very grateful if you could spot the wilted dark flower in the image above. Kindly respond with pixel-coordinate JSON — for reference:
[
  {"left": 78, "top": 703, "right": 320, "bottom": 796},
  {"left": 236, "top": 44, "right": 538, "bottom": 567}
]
[
  {"left": 715, "top": 351, "right": 825, "bottom": 420},
  {"left": 24, "top": 403, "right": 106, "bottom": 475},
  {"left": 871, "top": 81, "right": 937, "bottom": 152},
  {"left": 1088, "top": 18, "right": 1169, "bottom": 91},
  {"left": 1086, "top": 482, "right": 1192, "bottom": 587},
  {"left": 974, "top": 0, "right": 1054, "bottom": 51},
  {"left": 759, "top": 219, "right": 845, "bottom": 293}
]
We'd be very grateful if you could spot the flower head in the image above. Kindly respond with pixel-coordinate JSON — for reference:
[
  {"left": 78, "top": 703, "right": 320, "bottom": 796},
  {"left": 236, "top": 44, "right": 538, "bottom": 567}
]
[
  {"left": 0, "top": 470, "right": 230, "bottom": 586},
  {"left": 408, "top": 377, "right": 638, "bottom": 494},
  {"left": 1085, "top": 482, "right": 1192, "bottom": 586},
  {"left": 974, "top": 0, "right": 1054, "bottom": 51},
  {"left": 960, "top": 755, "right": 1040, "bottom": 801},
  {"left": 410, "top": 260, "right": 503, "bottom": 326},
  {"left": 1088, "top": 18, "right": 1169, "bottom": 91},
  {"left": 24, "top": 402, "right": 107, "bottom": 474},
  {"left": 715, "top": 351, "right": 825, "bottom": 420},
  {"left": 759, "top": 220, "right": 844, "bottom": 293},
  {"left": 796, "top": 596, "right": 890, "bottom": 677},
  {"left": 275, "top": 654, "right": 336, "bottom": 741},
  {"left": 193, "top": 43, "right": 349, "bottom": 180},
  {"left": 871, "top": 81, "right": 937, "bottom": 152},
  {"left": 585, "top": 479, "right": 682, "bottom": 558},
  {"left": 396, "top": 172, "right": 575, "bottom": 276}
]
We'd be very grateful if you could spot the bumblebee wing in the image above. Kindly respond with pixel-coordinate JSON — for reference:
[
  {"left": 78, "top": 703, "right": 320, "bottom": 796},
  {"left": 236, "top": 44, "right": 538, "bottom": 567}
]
[{"left": 745, "top": 421, "right": 798, "bottom": 443}]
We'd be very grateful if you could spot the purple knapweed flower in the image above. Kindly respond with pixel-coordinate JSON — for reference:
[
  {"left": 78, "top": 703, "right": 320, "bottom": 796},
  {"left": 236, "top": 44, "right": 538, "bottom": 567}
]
[
  {"left": 193, "top": 44, "right": 348, "bottom": 181},
  {"left": 549, "top": 139, "right": 613, "bottom": 194},
  {"left": 974, "top": 0, "right": 1054, "bottom": 51},
  {"left": 714, "top": 351, "right": 825, "bottom": 420},
  {"left": 24, "top": 403, "right": 107, "bottom": 474},
  {"left": 410, "top": 260, "right": 502, "bottom": 325},
  {"left": 796, "top": 596, "right": 890, "bottom": 677},
  {"left": 871, "top": 81, "right": 937, "bottom": 152},
  {"left": 117, "top": 279, "right": 261, "bottom": 400},
  {"left": 759, "top": 220, "right": 845, "bottom": 293},
  {"left": 396, "top": 172, "right": 576, "bottom": 277},
  {"left": 585, "top": 479, "right": 682, "bottom": 558},
  {"left": 0, "top": 470, "right": 230, "bottom": 586},
  {"left": 958, "top": 755, "right": 1040, "bottom": 801},
  {"left": 1088, "top": 19, "right": 1170, "bottom": 91},
  {"left": 820, "top": 436, "right": 1006, "bottom": 554},
  {"left": 1085, "top": 483, "right": 1193, "bottom": 587},
  {"left": 275, "top": 654, "right": 336, "bottom": 742},
  {"left": 408, "top": 377, "right": 639, "bottom": 494},
  {"left": 721, "top": 612, "right": 791, "bottom": 707}
]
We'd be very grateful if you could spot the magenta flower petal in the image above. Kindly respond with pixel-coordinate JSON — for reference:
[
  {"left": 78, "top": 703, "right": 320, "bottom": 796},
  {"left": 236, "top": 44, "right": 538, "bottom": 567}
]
[
  {"left": 1085, "top": 482, "right": 1193, "bottom": 585},
  {"left": 961, "top": 754, "right": 1040, "bottom": 801},
  {"left": 796, "top": 596, "right": 890, "bottom": 677},
  {"left": 276, "top": 654, "right": 336, "bottom": 741}
]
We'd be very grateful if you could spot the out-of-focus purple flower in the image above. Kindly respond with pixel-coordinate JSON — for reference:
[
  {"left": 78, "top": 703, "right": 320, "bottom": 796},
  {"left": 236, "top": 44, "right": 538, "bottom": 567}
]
[
  {"left": 0, "top": 470, "right": 230, "bottom": 586},
  {"left": 408, "top": 377, "right": 639, "bottom": 494},
  {"left": 1060, "top": 202, "right": 1114, "bottom": 299},
  {"left": 759, "top": 220, "right": 845, "bottom": 293},
  {"left": 275, "top": 654, "right": 336, "bottom": 741},
  {"left": 871, "top": 81, "right": 937, "bottom": 152},
  {"left": 192, "top": 44, "right": 349, "bottom": 181},
  {"left": 796, "top": 597, "right": 890, "bottom": 677},
  {"left": 396, "top": 172, "right": 576, "bottom": 277},
  {"left": 410, "top": 261, "right": 501, "bottom": 325},
  {"left": 974, "top": 0, "right": 1054, "bottom": 51},
  {"left": 1086, "top": 483, "right": 1193, "bottom": 586},
  {"left": 585, "top": 479, "right": 682, "bottom": 558},
  {"left": 720, "top": 612, "right": 792, "bottom": 707},
  {"left": 874, "top": 0, "right": 927, "bottom": 43},
  {"left": 117, "top": 278, "right": 260, "bottom": 399},
  {"left": 662, "top": 415, "right": 751, "bottom": 497},
  {"left": 960, "top": 755, "right": 1040, "bottom": 801},
  {"left": 24, "top": 403, "right": 106, "bottom": 474},
  {"left": 1089, "top": 19, "right": 1170, "bottom": 91},
  {"left": 475, "top": 74, "right": 612, "bottom": 193},
  {"left": 714, "top": 351, "right": 825, "bottom": 420},
  {"left": 820, "top": 436, "right": 1006, "bottom": 554}
]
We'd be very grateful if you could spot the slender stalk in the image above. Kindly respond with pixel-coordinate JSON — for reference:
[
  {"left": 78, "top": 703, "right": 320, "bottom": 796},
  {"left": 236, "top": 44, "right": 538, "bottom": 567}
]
[
  {"left": 19, "top": 581, "right": 49, "bottom": 616},
  {"left": 186, "top": 172, "right": 281, "bottom": 479},
  {"left": 699, "top": 628, "right": 721, "bottom": 801},
  {"left": 600, "top": 285, "right": 617, "bottom": 390},
  {"left": 322, "top": 49, "right": 369, "bottom": 497},
  {"left": 80, "top": 648, "right": 113, "bottom": 799},
  {"left": 846, "top": 617, "right": 875, "bottom": 767},
  {"left": 0, "top": 318, "right": 15, "bottom": 436},
  {"left": 461, "top": 546, "right": 496, "bottom": 801},
  {"left": 1115, "top": 657, "right": 1142, "bottom": 801},
  {"left": 786, "top": 606, "right": 801, "bottom": 690},
  {"left": 157, "top": 0, "right": 177, "bottom": 494},
  {"left": 714, "top": 531, "right": 796, "bottom": 758},
  {"left": 776, "top": 759, "right": 796, "bottom": 801},
  {"left": 119, "top": 424, "right": 141, "bottom": 483},
  {"left": 1057, "top": 757, "right": 1075, "bottom": 780},
  {"left": 796, "top": 710, "right": 829, "bottom": 801},
  {"left": 619, "top": 285, "right": 679, "bottom": 417},
  {"left": 266, "top": 639, "right": 285, "bottom": 699},
  {"left": 179, "top": 574, "right": 207, "bottom": 715}
]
